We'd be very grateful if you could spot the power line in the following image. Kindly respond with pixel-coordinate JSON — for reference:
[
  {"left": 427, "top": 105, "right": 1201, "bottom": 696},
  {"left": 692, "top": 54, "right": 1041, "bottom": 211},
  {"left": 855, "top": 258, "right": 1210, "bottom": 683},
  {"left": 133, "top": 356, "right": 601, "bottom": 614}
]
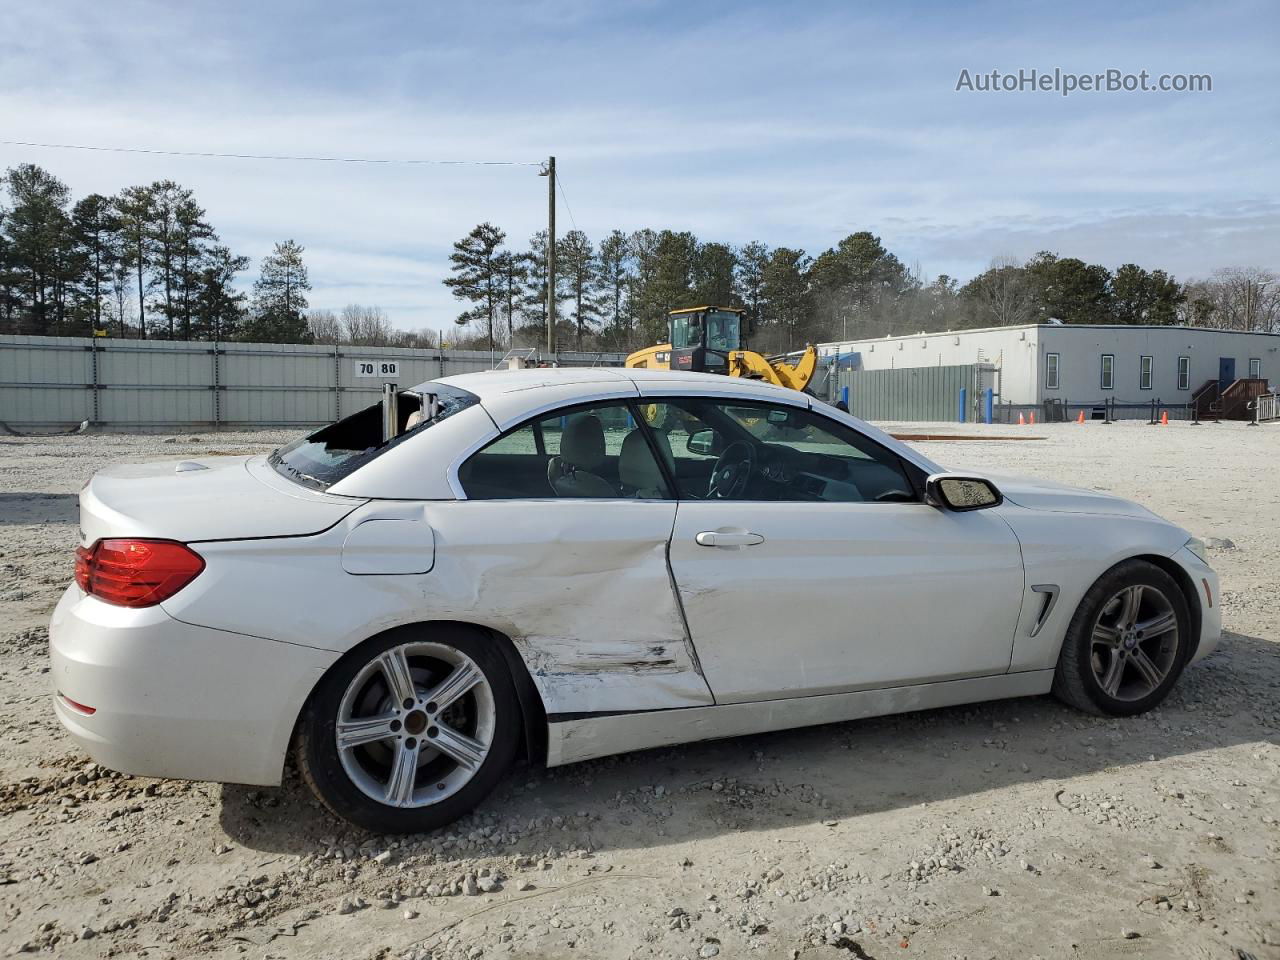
[
  {"left": 0, "top": 139, "right": 542, "bottom": 167},
  {"left": 554, "top": 169, "right": 579, "bottom": 233}
]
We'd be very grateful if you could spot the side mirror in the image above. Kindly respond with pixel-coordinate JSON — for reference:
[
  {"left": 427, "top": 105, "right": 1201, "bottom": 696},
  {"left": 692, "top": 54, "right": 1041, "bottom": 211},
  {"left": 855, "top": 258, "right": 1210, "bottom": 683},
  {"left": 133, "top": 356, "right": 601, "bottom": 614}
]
[
  {"left": 686, "top": 429, "right": 717, "bottom": 456},
  {"left": 925, "top": 473, "right": 1003, "bottom": 512}
]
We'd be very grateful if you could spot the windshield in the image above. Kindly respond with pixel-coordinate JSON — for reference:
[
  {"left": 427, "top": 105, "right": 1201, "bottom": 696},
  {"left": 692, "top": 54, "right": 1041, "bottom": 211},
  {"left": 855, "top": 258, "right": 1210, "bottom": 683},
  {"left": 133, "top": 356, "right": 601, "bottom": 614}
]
[
  {"left": 670, "top": 313, "right": 696, "bottom": 349},
  {"left": 705, "top": 310, "right": 741, "bottom": 351},
  {"left": 269, "top": 382, "right": 479, "bottom": 490},
  {"left": 669, "top": 310, "right": 742, "bottom": 351}
]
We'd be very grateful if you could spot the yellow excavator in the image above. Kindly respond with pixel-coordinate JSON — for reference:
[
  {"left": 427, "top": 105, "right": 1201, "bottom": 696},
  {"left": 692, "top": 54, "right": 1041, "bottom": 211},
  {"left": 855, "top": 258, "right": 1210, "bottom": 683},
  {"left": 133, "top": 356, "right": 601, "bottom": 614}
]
[{"left": 625, "top": 306, "right": 818, "bottom": 392}]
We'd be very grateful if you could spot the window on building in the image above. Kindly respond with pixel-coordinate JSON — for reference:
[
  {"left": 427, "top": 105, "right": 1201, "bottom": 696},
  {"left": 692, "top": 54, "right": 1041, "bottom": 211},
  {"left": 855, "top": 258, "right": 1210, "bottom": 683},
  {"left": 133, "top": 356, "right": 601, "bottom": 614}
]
[
  {"left": 1100, "top": 354, "right": 1114, "bottom": 391},
  {"left": 1045, "top": 353, "right": 1060, "bottom": 390},
  {"left": 1249, "top": 358, "right": 1262, "bottom": 379},
  {"left": 1139, "top": 355, "right": 1153, "bottom": 391},
  {"left": 1177, "top": 356, "right": 1190, "bottom": 390}
]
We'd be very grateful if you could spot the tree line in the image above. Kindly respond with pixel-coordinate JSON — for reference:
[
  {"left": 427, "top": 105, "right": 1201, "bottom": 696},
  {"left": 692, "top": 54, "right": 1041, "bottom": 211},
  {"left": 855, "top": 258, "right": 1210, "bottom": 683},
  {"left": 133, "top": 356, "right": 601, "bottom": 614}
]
[
  {"left": 0, "top": 163, "right": 310, "bottom": 343},
  {"left": 4, "top": 163, "right": 1276, "bottom": 352},
  {"left": 444, "top": 225, "right": 1280, "bottom": 353}
]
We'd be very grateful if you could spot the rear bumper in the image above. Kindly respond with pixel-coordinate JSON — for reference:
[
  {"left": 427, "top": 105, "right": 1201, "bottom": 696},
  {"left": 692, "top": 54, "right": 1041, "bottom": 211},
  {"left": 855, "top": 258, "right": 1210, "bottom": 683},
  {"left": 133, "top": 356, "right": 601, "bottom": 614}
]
[{"left": 49, "top": 585, "right": 339, "bottom": 786}]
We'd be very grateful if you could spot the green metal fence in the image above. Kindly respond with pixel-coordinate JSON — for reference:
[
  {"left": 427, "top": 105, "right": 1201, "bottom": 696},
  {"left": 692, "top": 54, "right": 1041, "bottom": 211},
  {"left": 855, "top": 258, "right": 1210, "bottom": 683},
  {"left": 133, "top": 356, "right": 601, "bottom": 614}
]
[
  {"left": 0, "top": 334, "right": 625, "bottom": 431},
  {"left": 836, "top": 364, "right": 979, "bottom": 422}
]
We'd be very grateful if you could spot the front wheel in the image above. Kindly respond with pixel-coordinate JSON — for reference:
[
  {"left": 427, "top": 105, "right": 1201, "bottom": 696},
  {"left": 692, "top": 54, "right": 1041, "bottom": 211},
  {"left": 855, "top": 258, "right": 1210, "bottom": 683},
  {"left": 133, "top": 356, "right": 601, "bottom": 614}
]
[
  {"left": 297, "top": 625, "right": 520, "bottom": 833},
  {"left": 1052, "top": 560, "right": 1192, "bottom": 717}
]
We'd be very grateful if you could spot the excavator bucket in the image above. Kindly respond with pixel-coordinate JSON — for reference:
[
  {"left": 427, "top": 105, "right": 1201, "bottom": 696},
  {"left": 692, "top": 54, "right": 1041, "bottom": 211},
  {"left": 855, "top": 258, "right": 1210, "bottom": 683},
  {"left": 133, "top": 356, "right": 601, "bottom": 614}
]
[{"left": 728, "top": 345, "right": 818, "bottom": 392}]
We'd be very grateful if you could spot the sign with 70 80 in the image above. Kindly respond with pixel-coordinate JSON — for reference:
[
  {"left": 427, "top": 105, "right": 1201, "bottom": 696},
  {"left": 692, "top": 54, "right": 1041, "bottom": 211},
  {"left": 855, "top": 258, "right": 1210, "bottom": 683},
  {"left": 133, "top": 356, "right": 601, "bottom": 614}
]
[{"left": 354, "top": 360, "right": 399, "bottom": 379}]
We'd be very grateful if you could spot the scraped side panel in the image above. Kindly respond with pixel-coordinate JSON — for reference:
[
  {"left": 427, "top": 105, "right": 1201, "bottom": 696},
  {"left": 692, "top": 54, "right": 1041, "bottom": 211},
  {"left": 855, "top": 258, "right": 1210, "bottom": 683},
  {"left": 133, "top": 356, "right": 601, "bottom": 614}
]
[
  {"left": 421, "top": 500, "right": 712, "bottom": 714},
  {"left": 166, "top": 498, "right": 712, "bottom": 718},
  {"left": 547, "top": 670, "right": 1056, "bottom": 767}
]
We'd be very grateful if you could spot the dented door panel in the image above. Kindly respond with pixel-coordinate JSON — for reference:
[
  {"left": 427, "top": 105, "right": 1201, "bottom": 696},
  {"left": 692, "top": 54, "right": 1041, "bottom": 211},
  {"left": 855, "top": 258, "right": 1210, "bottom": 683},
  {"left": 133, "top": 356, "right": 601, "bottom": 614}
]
[{"left": 420, "top": 500, "right": 712, "bottom": 714}]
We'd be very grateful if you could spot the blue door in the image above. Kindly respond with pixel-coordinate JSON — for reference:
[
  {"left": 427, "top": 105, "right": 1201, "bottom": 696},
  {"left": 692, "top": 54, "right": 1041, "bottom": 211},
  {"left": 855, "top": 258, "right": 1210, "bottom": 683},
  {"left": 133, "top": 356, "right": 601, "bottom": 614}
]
[{"left": 1219, "top": 357, "right": 1235, "bottom": 391}]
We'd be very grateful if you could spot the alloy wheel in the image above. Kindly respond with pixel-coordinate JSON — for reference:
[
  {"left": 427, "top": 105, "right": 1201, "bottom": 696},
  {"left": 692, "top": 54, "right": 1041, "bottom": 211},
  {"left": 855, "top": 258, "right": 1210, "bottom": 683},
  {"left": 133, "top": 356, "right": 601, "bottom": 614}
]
[
  {"left": 1089, "top": 584, "right": 1180, "bottom": 702},
  {"left": 335, "top": 642, "right": 496, "bottom": 808}
]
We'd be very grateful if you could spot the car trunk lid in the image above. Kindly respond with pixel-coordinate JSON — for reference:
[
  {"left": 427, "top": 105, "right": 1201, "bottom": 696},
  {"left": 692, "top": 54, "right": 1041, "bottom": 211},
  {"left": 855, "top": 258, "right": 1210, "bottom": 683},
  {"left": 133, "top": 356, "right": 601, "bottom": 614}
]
[{"left": 79, "top": 455, "right": 365, "bottom": 545}]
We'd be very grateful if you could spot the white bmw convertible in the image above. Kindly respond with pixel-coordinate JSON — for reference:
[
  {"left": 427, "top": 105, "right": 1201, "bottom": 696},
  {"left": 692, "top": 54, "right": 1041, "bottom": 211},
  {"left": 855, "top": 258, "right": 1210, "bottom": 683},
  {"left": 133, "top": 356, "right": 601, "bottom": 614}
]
[{"left": 52, "top": 368, "right": 1220, "bottom": 832}]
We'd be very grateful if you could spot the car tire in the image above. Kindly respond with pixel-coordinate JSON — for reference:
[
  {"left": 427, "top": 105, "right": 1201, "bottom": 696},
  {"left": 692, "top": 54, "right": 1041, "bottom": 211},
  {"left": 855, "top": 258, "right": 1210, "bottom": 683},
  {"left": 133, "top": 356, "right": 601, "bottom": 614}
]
[
  {"left": 1052, "top": 559, "right": 1192, "bottom": 717},
  {"left": 297, "top": 624, "right": 521, "bottom": 833}
]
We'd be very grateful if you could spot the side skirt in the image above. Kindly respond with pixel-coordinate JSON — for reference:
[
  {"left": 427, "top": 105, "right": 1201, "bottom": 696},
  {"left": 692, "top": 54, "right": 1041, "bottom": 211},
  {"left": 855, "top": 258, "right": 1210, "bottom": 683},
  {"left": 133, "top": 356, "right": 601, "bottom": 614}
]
[{"left": 546, "top": 669, "right": 1055, "bottom": 767}]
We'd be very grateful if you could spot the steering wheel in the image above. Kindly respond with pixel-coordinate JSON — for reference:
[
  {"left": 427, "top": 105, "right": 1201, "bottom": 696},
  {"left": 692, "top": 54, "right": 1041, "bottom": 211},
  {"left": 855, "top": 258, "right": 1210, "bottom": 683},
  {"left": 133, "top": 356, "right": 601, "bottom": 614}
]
[
  {"left": 709, "top": 441, "right": 755, "bottom": 499},
  {"left": 874, "top": 487, "right": 916, "bottom": 503}
]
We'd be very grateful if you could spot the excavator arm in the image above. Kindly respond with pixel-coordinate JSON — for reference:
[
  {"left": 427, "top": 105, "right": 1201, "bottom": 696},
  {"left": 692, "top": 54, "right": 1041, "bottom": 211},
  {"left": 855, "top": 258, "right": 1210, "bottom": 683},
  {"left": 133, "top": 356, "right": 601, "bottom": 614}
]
[{"left": 727, "top": 345, "right": 818, "bottom": 392}]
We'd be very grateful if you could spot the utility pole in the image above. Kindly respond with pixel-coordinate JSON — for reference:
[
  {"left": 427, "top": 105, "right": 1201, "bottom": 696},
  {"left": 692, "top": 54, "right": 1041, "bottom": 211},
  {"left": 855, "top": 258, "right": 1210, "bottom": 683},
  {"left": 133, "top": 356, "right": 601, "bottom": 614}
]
[{"left": 544, "top": 156, "right": 557, "bottom": 356}]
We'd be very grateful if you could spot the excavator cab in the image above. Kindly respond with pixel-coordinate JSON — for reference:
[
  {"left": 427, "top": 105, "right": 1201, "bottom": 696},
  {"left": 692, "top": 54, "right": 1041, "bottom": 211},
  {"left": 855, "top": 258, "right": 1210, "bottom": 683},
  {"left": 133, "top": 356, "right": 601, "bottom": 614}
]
[
  {"left": 625, "top": 305, "right": 817, "bottom": 394},
  {"left": 668, "top": 307, "right": 747, "bottom": 374}
]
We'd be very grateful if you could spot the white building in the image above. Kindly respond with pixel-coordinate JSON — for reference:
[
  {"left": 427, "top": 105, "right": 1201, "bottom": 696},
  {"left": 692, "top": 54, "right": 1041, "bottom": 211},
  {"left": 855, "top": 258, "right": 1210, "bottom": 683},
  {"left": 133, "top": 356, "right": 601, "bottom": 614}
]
[{"left": 819, "top": 324, "right": 1279, "bottom": 407}]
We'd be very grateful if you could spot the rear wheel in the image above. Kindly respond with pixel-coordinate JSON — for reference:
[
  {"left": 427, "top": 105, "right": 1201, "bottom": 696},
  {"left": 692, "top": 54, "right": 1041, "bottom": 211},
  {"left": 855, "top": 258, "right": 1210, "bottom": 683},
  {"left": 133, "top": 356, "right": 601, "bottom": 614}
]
[
  {"left": 297, "top": 625, "right": 520, "bottom": 833},
  {"left": 1052, "top": 560, "right": 1191, "bottom": 717}
]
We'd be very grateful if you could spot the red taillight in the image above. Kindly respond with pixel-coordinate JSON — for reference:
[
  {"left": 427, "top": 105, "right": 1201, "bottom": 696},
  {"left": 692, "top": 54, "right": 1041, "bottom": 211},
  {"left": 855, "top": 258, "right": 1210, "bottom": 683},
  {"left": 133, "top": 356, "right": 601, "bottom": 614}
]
[
  {"left": 74, "top": 539, "right": 205, "bottom": 608},
  {"left": 57, "top": 692, "right": 96, "bottom": 716}
]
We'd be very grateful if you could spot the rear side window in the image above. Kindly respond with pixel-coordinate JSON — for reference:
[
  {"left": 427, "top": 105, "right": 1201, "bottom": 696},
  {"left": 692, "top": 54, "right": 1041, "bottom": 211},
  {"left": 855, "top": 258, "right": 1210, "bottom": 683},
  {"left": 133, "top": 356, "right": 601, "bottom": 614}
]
[
  {"left": 460, "top": 401, "right": 671, "bottom": 500},
  {"left": 270, "top": 383, "right": 478, "bottom": 490}
]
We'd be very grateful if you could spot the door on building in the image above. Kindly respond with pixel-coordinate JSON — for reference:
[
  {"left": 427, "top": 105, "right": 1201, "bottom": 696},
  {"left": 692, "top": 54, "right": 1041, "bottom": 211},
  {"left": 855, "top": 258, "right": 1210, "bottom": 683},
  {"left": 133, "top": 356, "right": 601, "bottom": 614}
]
[{"left": 1218, "top": 357, "right": 1236, "bottom": 392}]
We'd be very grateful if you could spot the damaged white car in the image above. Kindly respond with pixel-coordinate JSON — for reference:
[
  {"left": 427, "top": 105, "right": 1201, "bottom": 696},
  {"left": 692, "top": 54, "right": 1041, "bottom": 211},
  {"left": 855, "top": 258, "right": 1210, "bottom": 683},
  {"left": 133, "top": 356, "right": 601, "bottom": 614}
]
[{"left": 51, "top": 368, "right": 1220, "bottom": 832}]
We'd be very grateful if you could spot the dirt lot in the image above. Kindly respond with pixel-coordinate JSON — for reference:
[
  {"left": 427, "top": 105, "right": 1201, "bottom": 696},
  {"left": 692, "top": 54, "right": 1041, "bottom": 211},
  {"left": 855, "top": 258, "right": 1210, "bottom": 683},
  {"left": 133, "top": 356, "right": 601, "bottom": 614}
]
[{"left": 1, "top": 421, "right": 1277, "bottom": 960}]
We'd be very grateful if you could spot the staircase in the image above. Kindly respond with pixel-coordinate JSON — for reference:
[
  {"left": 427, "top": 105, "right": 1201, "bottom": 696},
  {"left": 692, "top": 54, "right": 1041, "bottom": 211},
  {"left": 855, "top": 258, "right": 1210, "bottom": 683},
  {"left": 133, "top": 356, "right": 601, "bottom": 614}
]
[{"left": 1192, "top": 378, "right": 1270, "bottom": 420}]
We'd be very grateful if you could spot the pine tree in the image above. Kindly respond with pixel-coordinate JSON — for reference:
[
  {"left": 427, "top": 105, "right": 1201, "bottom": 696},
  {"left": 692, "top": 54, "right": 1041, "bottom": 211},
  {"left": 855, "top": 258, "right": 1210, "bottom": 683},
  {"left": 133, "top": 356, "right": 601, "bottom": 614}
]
[
  {"left": 518, "top": 229, "right": 569, "bottom": 343},
  {"left": 70, "top": 194, "right": 119, "bottom": 334},
  {"left": 493, "top": 249, "right": 528, "bottom": 346},
  {"left": 174, "top": 195, "right": 214, "bottom": 339},
  {"left": 245, "top": 240, "right": 311, "bottom": 342},
  {"left": 640, "top": 231, "right": 696, "bottom": 343},
  {"left": 761, "top": 247, "right": 812, "bottom": 350},
  {"left": 2, "top": 164, "right": 72, "bottom": 334},
  {"left": 519, "top": 230, "right": 549, "bottom": 334},
  {"left": 443, "top": 223, "right": 506, "bottom": 350},
  {"left": 192, "top": 245, "right": 248, "bottom": 340},
  {"left": 148, "top": 181, "right": 184, "bottom": 338},
  {"left": 596, "top": 230, "right": 633, "bottom": 349},
  {"left": 627, "top": 229, "right": 661, "bottom": 343},
  {"left": 114, "top": 186, "right": 155, "bottom": 338},
  {"left": 692, "top": 242, "right": 737, "bottom": 308},
  {"left": 0, "top": 217, "right": 19, "bottom": 331},
  {"left": 735, "top": 241, "right": 770, "bottom": 324},
  {"left": 557, "top": 230, "right": 600, "bottom": 348}
]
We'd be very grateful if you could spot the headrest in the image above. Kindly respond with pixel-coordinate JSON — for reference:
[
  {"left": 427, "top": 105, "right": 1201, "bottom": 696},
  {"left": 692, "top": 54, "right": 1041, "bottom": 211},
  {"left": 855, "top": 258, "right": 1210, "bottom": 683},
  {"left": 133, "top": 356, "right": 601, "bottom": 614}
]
[
  {"left": 559, "top": 414, "right": 606, "bottom": 470},
  {"left": 619, "top": 430, "right": 665, "bottom": 491}
]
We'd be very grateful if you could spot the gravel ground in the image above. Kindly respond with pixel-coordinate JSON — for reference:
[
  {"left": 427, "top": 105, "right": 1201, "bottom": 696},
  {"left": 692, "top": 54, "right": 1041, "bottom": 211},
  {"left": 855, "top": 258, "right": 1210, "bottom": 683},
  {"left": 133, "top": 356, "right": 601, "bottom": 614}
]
[{"left": 0, "top": 421, "right": 1277, "bottom": 960}]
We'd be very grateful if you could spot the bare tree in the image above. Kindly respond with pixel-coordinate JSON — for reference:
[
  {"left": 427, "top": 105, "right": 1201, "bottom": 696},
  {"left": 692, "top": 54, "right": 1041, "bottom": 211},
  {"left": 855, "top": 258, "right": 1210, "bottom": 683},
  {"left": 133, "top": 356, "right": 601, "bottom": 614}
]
[
  {"left": 963, "top": 255, "right": 1034, "bottom": 327},
  {"left": 341, "top": 304, "right": 394, "bottom": 345},
  {"left": 307, "top": 308, "right": 341, "bottom": 344},
  {"left": 1195, "top": 267, "right": 1279, "bottom": 332}
]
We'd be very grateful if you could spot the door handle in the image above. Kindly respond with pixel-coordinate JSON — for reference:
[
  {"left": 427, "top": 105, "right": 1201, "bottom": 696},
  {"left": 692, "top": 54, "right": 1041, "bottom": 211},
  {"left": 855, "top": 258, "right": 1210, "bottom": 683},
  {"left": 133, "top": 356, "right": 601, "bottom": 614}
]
[{"left": 695, "top": 530, "right": 765, "bottom": 548}]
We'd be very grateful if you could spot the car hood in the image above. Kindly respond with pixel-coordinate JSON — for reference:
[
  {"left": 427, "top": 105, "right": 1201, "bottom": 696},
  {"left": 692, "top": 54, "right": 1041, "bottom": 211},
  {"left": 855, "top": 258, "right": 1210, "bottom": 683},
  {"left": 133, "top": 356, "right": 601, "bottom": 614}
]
[
  {"left": 977, "top": 472, "right": 1162, "bottom": 520},
  {"left": 79, "top": 455, "right": 365, "bottom": 545}
]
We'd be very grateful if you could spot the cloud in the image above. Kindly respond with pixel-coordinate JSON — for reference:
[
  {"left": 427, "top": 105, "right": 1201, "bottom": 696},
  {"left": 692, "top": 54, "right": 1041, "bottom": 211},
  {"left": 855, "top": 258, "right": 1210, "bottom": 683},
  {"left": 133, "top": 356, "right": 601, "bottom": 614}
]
[{"left": 1, "top": 0, "right": 1276, "bottom": 329}]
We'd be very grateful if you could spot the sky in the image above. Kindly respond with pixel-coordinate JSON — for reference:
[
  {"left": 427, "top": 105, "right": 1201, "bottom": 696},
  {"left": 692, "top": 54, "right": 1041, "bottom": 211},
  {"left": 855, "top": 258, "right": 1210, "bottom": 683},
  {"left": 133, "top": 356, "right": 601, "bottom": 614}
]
[{"left": 2, "top": 0, "right": 1277, "bottom": 331}]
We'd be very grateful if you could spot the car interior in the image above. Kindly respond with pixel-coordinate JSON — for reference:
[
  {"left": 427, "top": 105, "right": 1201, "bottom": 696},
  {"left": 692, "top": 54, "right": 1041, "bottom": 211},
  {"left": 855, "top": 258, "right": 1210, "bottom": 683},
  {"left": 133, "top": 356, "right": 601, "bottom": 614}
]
[{"left": 459, "top": 399, "right": 923, "bottom": 503}]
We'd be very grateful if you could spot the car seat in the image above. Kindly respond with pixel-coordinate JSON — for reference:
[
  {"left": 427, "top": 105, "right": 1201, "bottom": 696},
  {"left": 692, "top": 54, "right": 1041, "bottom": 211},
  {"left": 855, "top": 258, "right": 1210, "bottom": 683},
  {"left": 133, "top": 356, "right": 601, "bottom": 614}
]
[{"left": 546, "top": 414, "right": 617, "bottom": 497}]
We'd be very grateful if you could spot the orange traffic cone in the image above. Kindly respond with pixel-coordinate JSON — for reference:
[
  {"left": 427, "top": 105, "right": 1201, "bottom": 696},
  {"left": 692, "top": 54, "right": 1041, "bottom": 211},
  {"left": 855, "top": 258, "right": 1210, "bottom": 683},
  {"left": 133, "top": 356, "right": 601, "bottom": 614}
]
[
  {"left": 1017, "top": 412, "right": 1025, "bottom": 426},
  {"left": 1160, "top": 410, "right": 1169, "bottom": 425},
  {"left": 1030, "top": 411, "right": 1036, "bottom": 425},
  {"left": 1076, "top": 410, "right": 1085, "bottom": 424}
]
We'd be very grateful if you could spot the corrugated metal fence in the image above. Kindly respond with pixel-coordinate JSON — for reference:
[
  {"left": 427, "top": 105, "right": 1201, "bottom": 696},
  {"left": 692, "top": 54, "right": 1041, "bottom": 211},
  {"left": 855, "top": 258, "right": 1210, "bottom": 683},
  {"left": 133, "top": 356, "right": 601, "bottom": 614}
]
[
  {"left": 836, "top": 364, "right": 982, "bottom": 422},
  {"left": 0, "top": 335, "right": 625, "bottom": 431}
]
